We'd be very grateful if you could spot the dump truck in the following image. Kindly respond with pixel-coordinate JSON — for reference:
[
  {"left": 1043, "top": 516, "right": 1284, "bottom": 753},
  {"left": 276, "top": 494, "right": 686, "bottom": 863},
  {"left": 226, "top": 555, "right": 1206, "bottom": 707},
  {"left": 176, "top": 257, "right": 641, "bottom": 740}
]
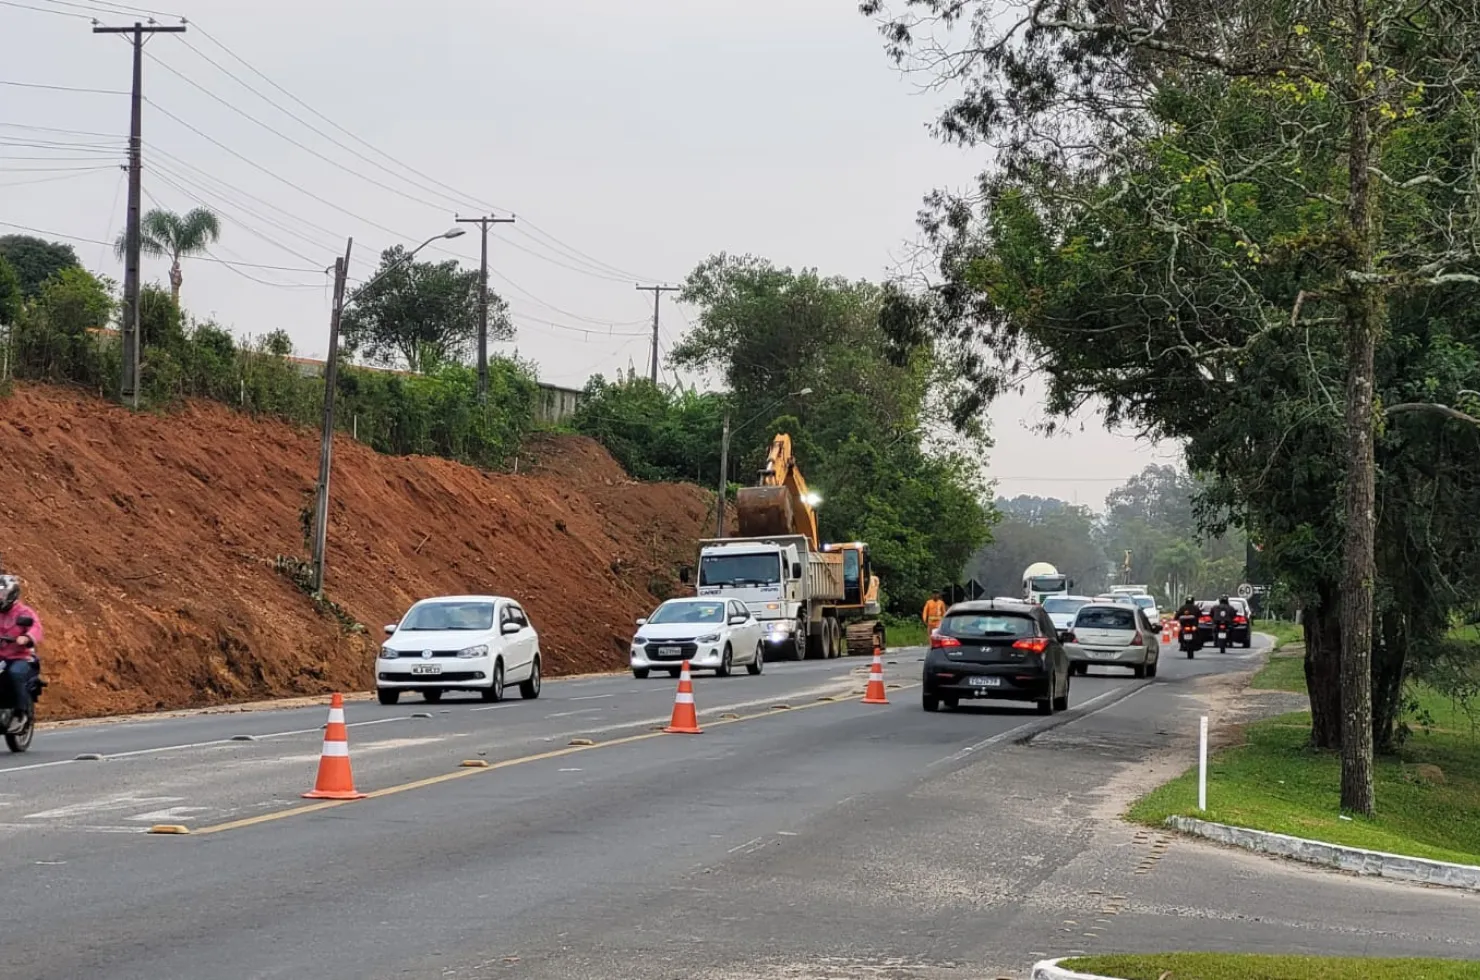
[{"left": 682, "top": 434, "right": 884, "bottom": 660}]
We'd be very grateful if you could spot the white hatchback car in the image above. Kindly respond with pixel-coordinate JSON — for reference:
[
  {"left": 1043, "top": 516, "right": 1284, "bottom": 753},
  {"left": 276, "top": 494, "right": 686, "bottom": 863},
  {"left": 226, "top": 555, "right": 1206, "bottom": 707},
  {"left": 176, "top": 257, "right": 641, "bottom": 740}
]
[
  {"left": 1065, "top": 601, "right": 1160, "bottom": 678},
  {"left": 630, "top": 597, "right": 765, "bottom": 679},
  {"left": 377, "top": 595, "right": 541, "bottom": 705}
]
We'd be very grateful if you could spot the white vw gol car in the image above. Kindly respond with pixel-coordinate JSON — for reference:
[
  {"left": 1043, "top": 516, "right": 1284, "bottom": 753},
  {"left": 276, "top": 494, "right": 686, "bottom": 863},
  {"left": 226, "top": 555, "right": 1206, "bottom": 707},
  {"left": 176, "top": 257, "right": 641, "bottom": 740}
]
[
  {"left": 630, "top": 597, "right": 765, "bottom": 679},
  {"left": 377, "top": 595, "right": 542, "bottom": 705}
]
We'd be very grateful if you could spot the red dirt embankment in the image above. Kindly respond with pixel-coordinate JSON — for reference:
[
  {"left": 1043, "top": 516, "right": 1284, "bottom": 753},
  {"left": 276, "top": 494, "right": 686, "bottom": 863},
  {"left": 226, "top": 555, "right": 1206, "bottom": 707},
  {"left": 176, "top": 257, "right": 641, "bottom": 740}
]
[{"left": 1, "top": 384, "right": 710, "bottom": 719}]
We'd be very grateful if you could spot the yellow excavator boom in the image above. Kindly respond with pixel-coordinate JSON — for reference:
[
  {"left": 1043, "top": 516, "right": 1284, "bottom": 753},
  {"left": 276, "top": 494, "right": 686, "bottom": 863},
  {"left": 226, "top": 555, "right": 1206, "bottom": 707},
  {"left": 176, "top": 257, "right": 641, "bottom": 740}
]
[{"left": 734, "top": 433, "right": 819, "bottom": 544}]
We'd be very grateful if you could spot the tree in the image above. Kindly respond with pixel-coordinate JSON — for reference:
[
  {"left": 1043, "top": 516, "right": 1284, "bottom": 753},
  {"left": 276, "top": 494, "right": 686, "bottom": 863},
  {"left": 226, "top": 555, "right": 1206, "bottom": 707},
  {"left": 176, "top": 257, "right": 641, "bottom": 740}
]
[
  {"left": 341, "top": 247, "right": 508, "bottom": 373},
  {"left": 862, "top": 0, "right": 1480, "bottom": 816},
  {"left": 0, "top": 236, "right": 80, "bottom": 299},
  {"left": 115, "top": 207, "right": 222, "bottom": 307},
  {"left": 0, "top": 255, "right": 19, "bottom": 328},
  {"left": 572, "top": 375, "right": 725, "bottom": 484},
  {"left": 967, "top": 496, "right": 1105, "bottom": 598}
]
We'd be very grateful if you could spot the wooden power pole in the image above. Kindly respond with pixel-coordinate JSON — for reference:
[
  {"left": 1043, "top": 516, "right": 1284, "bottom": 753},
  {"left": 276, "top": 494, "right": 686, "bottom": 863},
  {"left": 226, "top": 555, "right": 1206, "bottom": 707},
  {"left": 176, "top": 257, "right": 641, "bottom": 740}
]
[
  {"left": 716, "top": 409, "right": 731, "bottom": 538},
  {"left": 455, "top": 214, "right": 515, "bottom": 402},
  {"left": 310, "top": 239, "right": 353, "bottom": 595},
  {"left": 93, "top": 19, "right": 186, "bottom": 408},
  {"left": 635, "top": 284, "right": 680, "bottom": 384}
]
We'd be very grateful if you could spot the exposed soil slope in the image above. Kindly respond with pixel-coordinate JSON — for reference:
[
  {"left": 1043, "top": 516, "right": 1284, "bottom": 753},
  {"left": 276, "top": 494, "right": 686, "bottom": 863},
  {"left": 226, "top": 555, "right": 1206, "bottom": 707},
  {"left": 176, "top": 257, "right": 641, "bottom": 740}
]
[{"left": 1, "top": 385, "right": 710, "bottom": 718}]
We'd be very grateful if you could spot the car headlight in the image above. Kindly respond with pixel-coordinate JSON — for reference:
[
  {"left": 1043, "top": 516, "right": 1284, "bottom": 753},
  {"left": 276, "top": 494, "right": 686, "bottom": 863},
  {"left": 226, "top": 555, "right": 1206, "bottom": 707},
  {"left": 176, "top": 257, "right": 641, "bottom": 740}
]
[
  {"left": 634, "top": 635, "right": 648, "bottom": 645},
  {"left": 381, "top": 646, "right": 399, "bottom": 659},
  {"left": 696, "top": 633, "right": 721, "bottom": 644},
  {"left": 457, "top": 644, "right": 489, "bottom": 659}
]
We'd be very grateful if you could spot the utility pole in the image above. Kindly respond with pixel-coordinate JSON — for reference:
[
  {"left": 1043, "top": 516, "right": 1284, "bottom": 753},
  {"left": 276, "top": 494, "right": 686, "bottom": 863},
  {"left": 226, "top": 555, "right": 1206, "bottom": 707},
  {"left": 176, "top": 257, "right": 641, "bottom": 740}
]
[
  {"left": 635, "top": 284, "right": 680, "bottom": 384},
  {"left": 715, "top": 409, "right": 733, "bottom": 538},
  {"left": 455, "top": 214, "right": 515, "bottom": 402},
  {"left": 93, "top": 19, "right": 186, "bottom": 409},
  {"left": 310, "top": 239, "right": 353, "bottom": 595}
]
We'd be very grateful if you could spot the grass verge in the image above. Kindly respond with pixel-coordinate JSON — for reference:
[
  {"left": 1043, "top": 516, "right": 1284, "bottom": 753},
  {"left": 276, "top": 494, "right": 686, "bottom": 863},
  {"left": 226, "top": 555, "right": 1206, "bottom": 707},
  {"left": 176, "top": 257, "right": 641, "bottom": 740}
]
[
  {"left": 884, "top": 618, "right": 929, "bottom": 649},
  {"left": 1129, "top": 646, "right": 1480, "bottom": 865},
  {"left": 1253, "top": 618, "right": 1304, "bottom": 648},
  {"left": 1060, "top": 953, "right": 1480, "bottom": 979}
]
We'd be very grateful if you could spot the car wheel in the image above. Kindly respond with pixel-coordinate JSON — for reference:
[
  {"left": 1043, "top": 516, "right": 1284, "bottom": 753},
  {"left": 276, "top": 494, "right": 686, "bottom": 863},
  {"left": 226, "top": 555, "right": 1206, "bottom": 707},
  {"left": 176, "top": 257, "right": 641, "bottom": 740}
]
[
  {"left": 747, "top": 643, "right": 764, "bottom": 676},
  {"left": 422, "top": 689, "right": 443, "bottom": 703},
  {"left": 716, "top": 645, "right": 733, "bottom": 678},
  {"left": 1133, "top": 663, "right": 1147, "bottom": 679},
  {"left": 519, "top": 656, "right": 542, "bottom": 699},
  {"left": 1242, "top": 638, "right": 1252, "bottom": 649},
  {"left": 1037, "top": 696, "right": 1054, "bottom": 715},
  {"left": 943, "top": 697, "right": 959, "bottom": 710},
  {"left": 481, "top": 660, "right": 505, "bottom": 703},
  {"left": 1053, "top": 690, "right": 1069, "bottom": 712},
  {"left": 376, "top": 688, "right": 400, "bottom": 706},
  {"left": 1148, "top": 659, "right": 1159, "bottom": 678},
  {"left": 632, "top": 668, "right": 650, "bottom": 680},
  {"left": 922, "top": 693, "right": 940, "bottom": 712}
]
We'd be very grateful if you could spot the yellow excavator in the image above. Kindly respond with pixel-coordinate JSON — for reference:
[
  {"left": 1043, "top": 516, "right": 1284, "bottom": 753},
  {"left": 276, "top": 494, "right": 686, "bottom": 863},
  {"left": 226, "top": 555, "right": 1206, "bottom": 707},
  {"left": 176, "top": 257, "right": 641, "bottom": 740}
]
[{"left": 714, "top": 433, "right": 884, "bottom": 659}]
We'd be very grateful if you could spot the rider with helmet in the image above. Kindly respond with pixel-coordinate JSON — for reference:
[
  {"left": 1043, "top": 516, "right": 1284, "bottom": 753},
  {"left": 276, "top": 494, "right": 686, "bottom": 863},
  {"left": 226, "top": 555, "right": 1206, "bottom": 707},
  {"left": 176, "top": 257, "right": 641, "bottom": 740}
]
[{"left": 0, "top": 576, "right": 42, "bottom": 729}]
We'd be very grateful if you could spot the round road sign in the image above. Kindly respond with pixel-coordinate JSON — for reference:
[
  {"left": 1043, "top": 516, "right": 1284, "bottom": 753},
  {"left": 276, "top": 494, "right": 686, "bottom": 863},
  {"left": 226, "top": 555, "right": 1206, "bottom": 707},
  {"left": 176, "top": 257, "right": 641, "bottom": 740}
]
[{"left": 1237, "top": 583, "right": 1255, "bottom": 599}]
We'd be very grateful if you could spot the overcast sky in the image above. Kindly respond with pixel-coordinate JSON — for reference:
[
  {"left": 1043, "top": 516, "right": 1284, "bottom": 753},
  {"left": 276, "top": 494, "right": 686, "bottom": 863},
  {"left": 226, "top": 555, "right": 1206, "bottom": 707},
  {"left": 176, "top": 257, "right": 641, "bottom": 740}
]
[{"left": 2, "top": 0, "right": 1177, "bottom": 507}]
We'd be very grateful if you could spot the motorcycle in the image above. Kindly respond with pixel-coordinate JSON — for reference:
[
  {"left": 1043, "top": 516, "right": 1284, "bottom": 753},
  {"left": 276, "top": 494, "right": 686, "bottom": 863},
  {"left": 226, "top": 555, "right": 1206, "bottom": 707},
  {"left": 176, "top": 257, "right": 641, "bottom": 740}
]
[
  {"left": 1178, "top": 615, "right": 1201, "bottom": 659},
  {"left": 0, "top": 615, "right": 42, "bottom": 753},
  {"left": 1214, "top": 621, "right": 1230, "bottom": 654}
]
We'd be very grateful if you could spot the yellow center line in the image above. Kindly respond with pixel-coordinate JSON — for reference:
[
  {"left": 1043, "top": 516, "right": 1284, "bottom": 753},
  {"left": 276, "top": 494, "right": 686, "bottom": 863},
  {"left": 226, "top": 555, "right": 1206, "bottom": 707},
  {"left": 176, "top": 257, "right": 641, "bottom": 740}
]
[{"left": 190, "top": 686, "right": 917, "bottom": 837}]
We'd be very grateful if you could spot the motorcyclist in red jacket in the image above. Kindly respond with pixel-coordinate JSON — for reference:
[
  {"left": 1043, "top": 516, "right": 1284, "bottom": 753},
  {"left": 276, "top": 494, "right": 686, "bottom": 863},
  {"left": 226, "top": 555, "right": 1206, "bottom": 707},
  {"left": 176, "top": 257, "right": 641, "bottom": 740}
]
[{"left": 0, "top": 576, "right": 42, "bottom": 727}]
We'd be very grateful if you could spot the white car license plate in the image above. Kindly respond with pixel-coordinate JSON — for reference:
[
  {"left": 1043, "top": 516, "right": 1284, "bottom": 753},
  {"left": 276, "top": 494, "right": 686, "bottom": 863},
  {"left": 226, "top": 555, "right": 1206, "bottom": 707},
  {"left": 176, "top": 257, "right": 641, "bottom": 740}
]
[
  {"left": 660, "top": 646, "right": 683, "bottom": 657},
  {"left": 411, "top": 664, "right": 442, "bottom": 675},
  {"left": 968, "top": 676, "right": 1001, "bottom": 687}
]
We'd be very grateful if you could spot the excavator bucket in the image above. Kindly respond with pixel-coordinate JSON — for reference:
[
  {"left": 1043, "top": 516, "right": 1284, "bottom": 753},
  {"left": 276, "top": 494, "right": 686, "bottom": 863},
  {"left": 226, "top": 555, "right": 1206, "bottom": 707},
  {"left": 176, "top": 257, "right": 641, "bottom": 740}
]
[{"left": 735, "top": 485, "right": 794, "bottom": 538}]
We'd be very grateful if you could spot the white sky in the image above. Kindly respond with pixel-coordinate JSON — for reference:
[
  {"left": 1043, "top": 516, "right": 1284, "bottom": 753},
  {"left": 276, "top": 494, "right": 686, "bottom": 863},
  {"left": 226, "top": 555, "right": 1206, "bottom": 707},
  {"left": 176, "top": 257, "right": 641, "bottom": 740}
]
[{"left": 1, "top": 0, "right": 1176, "bottom": 508}]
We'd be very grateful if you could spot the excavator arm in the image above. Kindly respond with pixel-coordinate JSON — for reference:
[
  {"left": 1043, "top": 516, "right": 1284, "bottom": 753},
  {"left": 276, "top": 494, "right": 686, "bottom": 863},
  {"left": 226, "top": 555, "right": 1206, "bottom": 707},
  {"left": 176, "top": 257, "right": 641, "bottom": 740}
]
[{"left": 734, "top": 433, "right": 819, "bottom": 544}]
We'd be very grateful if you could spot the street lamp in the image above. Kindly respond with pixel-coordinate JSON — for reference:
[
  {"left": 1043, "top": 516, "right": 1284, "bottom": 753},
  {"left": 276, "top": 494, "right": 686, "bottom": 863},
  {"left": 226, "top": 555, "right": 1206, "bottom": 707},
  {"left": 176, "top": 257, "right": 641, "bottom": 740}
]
[
  {"left": 716, "top": 386, "right": 813, "bottom": 538},
  {"left": 308, "top": 226, "right": 467, "bottom": 594}
]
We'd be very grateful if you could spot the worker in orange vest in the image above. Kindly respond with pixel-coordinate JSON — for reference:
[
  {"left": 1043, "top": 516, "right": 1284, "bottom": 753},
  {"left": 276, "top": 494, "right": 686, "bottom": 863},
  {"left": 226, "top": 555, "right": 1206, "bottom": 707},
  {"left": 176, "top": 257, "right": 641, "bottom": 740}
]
[{"left": 922, "top": 591, "right": 947, "bottom": 633}]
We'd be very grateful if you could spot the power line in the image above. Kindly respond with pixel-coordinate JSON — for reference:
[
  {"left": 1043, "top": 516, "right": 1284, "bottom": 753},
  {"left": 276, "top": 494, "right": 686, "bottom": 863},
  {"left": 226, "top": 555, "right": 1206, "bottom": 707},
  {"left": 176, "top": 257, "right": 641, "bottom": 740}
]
[
  {"left": 0, "top": 167, "right": 116, "bottom": 187},
  {"left": 0, "top": 0, "right": 91, "bottom": 18},
  {"left": 0, "top": 78, "right": 127, "bottom": 95}
]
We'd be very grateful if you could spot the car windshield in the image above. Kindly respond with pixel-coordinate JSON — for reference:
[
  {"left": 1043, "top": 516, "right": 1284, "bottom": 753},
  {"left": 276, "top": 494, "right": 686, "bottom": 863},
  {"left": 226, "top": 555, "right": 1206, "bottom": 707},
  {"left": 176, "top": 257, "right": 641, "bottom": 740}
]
[
  {"left": 1029, "top": 575, "right": 1067, "bottom": 592},
  {"left": 1042, "top": 597, "right": 1090, "bottom": 616},
  {"left": 400, "top": 601, "right": 496, "bottom": 631},
  {"left": 1076, "top": 606, "right": 1137, "bottom": 630},
  {"left": 941, "top": 613, "right": 1036, "bottom": 638},
  {"left": 1132, "top": 596, "right": 1156, "bottom": 610},
  {"left": 699, "top": 553, "right": 781, "bottom": 587},
  {"left": 648, "top": 602, "right": 726, "bottom": 625}
]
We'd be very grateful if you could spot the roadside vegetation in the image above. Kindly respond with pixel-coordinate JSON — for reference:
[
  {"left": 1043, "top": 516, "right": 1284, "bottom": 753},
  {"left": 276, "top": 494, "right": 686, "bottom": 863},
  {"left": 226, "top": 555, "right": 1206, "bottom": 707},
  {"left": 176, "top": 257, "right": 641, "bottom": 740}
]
[
  {"left": 1253, "top": 620, "right": 1304, "bottom": 649},
  {"left": 1130, "top": 643, "right": 1480, "bottom": 865},
  {"left": 1061, "top": 953, "right": 1480, "bottom": 980}
]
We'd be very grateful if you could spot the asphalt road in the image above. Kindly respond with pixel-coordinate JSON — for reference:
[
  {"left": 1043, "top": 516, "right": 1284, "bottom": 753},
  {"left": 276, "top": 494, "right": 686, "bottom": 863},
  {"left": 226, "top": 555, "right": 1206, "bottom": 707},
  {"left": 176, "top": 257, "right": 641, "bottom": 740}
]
[{"left": 3, "top": 638, "right": 1474, "bottom": 979}]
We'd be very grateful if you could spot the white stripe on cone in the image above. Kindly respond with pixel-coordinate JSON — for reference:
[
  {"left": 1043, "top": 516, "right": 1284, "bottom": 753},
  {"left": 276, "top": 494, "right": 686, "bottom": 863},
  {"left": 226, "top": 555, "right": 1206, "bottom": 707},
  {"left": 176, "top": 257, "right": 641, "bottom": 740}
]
[
  {"left": 327, "top": 708, "right": 345, "bottom": 724},
  {"left": 675, "top": 692, "right": 694, "bottom": 704},
  {"left": 321, "top": 740, "right": 349, "bottom": 757}
]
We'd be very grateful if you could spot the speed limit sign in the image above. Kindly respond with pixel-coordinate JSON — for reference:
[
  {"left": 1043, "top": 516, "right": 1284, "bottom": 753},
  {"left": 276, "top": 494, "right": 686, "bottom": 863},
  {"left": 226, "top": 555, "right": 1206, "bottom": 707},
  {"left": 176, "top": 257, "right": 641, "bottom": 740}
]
[{"left": 1237, "top": 583, "right": 1255, "bottom": 599}]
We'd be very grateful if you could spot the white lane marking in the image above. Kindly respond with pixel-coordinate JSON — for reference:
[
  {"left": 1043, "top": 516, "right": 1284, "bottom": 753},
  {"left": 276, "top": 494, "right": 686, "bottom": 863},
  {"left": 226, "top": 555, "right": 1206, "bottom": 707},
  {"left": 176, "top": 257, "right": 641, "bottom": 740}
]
[
  {"left": 469, "top": 703, "right": 514, "bottom": 713},
  {"left": 0, "top": 821, "right": 143, "bottom": 834},
  {"left": 127, "top": 806, "right": 212, "bottom": 822},
  {"left": 557, "top": 768, "right": 582, "bottom": 772},
  {"left": 543, "top": 708, "right": 603, "bottom": 719},
  {"left": 929, "top": 682, "right": 1142, "bottom": 768},
  {"left": 0, "top": 716, "right": 413, "bottom": 775},
  {"left": 26, "top": 795, "right": 182, "bottom": 820},
  {"left": 569, "top": 694, "right": 614, "bottom": 702},
  {"left": 728, "top": 836, "right": 765, "bottom": 854},
  {"left": 241, "top": 735, "right": 448, "bottom": 765}
]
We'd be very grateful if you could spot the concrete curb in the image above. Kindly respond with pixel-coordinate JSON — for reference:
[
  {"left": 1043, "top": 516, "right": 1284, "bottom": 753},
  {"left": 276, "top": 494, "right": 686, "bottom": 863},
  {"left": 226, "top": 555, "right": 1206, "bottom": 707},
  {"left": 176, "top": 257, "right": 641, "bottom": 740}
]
[
  {"left": 1031, "top": 959, "right": 1124, "bottom": 980},
  {"left": 1165, "top": 815, "right": 1480, "bottom": 891}
]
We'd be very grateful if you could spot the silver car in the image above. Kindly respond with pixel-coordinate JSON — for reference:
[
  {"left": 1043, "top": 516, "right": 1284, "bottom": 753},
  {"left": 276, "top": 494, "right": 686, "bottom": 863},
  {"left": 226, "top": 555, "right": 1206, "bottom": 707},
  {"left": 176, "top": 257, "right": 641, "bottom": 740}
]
[{"left": 1065, "top": 602, "right": 1160, "bottom": 678}]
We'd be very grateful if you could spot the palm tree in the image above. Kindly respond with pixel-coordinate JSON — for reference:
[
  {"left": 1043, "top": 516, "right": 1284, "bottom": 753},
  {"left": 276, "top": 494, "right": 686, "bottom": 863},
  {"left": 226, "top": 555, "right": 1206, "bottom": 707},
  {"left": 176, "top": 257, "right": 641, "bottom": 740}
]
[{"left": 114, "top": 207, "right": 221, "bottom": 307}]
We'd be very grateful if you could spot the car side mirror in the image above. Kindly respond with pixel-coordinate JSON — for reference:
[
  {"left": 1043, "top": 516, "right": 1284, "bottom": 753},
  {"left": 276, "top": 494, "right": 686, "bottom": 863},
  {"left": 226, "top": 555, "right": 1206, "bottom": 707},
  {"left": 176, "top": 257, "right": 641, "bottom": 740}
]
[
  {"left": 15, "top": 616, "right": 33, "bottom": 631},
  {"left": 636, "top": 618, "right": 648, "bottom": 627},
  {"left": 384, "top": 623, "right": 397, "bottom": 636},
  {"left": 501, "top": 621, "right": 521, "bottom": 635},
  {"left": 791, "top": 562, "right": 802, "bottom": 578},
  {"left": 679, "top": 567, "right": 692, "bottom": 584},
  {"left": 728, "top": 615, "right": 748, "bottom": 626},
  {"left": 1068, "top": 579, "right": 1075, "bottom": 589}
]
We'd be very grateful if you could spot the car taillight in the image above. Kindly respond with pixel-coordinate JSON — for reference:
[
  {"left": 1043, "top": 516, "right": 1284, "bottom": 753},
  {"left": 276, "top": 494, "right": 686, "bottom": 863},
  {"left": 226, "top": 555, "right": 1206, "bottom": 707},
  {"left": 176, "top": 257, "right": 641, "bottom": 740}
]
[
  {"left": 1013, "top": 636, "right": 1049, "bottom": 654},
  {"left": 1235, "top": 615, "right": 1247, "bottom": 624},
  {"left": 1131, "top": 632, "right": 1144, "bottom": 645},
  {"left": 931, "top": 634, "right": 961, "bottom": 649},
  {"left": 1199, "top": 615, "right": 1212, "bottom": 623}
]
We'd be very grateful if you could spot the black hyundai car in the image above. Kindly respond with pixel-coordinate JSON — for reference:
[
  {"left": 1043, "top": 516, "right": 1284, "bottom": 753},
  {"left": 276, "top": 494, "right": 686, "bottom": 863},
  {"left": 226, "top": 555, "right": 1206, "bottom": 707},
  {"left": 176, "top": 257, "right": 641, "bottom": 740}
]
[{"left": 922, "top": 599, "right": 1071, "bottom": 715}]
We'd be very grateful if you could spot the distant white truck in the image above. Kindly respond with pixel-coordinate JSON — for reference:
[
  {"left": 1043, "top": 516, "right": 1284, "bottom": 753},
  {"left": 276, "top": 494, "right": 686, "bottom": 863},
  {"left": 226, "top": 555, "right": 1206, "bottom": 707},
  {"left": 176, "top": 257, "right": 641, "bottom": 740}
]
[{"left": 1022, "top": 562, "right": 1072, "bottom": 603}]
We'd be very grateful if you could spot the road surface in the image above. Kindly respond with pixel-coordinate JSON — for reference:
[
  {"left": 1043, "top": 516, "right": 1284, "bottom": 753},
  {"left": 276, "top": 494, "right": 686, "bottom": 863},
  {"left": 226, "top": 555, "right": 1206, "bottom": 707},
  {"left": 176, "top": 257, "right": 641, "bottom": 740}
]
[{"left": 3, "top": 638, "right": 1474, "bottom": 979}]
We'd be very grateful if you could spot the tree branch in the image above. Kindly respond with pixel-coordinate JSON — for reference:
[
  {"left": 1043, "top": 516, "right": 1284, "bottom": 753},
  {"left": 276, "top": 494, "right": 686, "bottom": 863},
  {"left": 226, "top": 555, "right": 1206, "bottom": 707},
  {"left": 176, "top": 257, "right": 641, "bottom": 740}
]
[{"left": 1386, "top": 402, "right": 1480, "bottom": 425}]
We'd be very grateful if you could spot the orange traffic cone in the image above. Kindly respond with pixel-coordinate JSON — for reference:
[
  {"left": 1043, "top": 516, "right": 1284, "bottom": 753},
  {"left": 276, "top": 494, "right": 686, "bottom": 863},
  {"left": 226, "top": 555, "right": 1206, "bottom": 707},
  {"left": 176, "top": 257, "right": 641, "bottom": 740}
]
[
  {"left": 303, "top": 692, "right": 366, "bottom": 800},
  {"left": 862, "top": 651, "right": 889, "bottom": 704},
  {"left": 663, "top": 661, "right": 703, "bottom": 734}
]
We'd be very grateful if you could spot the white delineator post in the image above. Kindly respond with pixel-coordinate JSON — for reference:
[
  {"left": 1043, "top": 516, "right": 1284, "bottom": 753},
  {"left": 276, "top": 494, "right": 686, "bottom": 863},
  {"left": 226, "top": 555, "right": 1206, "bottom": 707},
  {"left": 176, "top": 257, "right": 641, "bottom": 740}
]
[{"left": 1198, "top": 714, "right": 1209, "bottom": 811}]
